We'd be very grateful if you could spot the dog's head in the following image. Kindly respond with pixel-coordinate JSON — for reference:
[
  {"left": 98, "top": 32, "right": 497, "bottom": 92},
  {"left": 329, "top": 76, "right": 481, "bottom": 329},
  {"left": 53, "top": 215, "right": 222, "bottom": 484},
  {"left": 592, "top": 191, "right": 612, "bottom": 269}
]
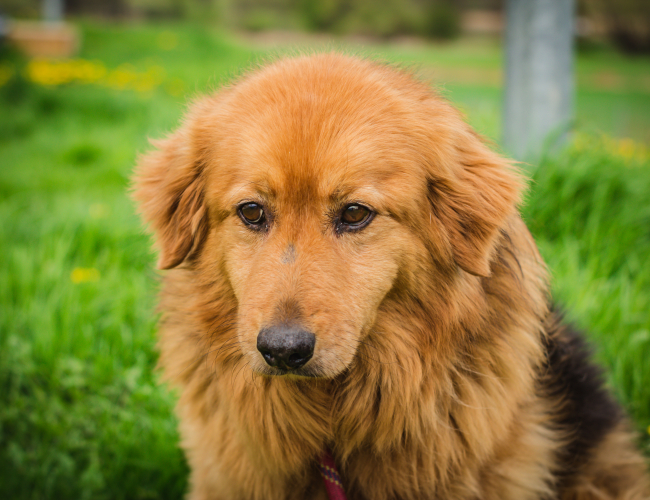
[{"left": 134, "top": 54, "right": 522, "bottom": 379}]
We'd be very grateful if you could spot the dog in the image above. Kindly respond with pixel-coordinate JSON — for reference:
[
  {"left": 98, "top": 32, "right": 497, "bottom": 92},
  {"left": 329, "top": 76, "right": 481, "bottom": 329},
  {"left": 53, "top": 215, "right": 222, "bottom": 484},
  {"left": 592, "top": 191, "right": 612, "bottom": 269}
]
[{"left": 133, "top": 53, "right": 650, "bottom": 500}]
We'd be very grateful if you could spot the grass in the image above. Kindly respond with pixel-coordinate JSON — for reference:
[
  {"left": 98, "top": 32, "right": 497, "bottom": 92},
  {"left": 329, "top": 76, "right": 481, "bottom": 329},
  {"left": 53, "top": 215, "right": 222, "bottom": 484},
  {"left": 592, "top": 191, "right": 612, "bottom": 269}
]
[{"left": 0, "top": 21, "right": 649, "bottom": 499}]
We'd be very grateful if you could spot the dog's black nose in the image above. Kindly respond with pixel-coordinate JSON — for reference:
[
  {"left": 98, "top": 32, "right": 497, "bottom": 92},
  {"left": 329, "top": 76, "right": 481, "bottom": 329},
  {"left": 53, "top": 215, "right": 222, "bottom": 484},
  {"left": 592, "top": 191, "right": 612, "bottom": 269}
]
[{"left": 257, "top": 326, "right": 315, "bottom": 371}]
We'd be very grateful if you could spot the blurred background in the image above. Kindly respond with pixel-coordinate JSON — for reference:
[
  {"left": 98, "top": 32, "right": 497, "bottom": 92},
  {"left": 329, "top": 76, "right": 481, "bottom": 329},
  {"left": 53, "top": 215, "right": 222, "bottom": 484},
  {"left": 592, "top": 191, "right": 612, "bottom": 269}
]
[{"left": 0, "top": 1, "right": 649, "bottom": 498}]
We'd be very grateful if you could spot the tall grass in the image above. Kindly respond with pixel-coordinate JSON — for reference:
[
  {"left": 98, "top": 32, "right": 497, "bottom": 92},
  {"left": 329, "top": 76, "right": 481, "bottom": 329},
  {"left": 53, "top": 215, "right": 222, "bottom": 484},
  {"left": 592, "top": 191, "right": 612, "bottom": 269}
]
[
  {"left": 525, "top": 137, "right": 650, "bottom": 428},
  {"left": 0, "top": 22, "right": 648, "bottom": 499}
]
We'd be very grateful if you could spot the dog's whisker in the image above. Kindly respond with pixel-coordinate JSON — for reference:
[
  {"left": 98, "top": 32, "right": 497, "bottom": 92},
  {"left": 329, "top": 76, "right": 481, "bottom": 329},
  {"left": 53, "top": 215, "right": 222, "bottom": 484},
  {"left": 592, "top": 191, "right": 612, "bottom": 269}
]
[
  {"left": 204, "top": 336, "right": 237, "bottom": 353},
  {"left": 210, "top": 344, "right": 242, "bottom": 375},
  {"left": 206, "top": 339, "right": 240, "bottom": 359}
]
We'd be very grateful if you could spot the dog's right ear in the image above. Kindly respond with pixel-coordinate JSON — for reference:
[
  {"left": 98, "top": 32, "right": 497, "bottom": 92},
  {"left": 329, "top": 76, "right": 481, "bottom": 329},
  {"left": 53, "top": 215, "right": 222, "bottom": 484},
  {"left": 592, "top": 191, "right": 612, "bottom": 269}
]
[
  {"left": 132, "top": 126, "right": 208, "bottom": 270},
  {"left": 423, "top": 123, "right": 523, "bottom": 278}
]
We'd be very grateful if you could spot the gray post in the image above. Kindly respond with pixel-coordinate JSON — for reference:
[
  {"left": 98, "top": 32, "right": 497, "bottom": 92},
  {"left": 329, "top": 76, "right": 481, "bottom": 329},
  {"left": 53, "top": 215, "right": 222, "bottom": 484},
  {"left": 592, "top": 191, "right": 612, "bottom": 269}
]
[
  {"left": 503, "top": 0, "right": 575, "bottom": 160},
  {"left": 43, "top": 0, "right": 64, "bottom": 22}
]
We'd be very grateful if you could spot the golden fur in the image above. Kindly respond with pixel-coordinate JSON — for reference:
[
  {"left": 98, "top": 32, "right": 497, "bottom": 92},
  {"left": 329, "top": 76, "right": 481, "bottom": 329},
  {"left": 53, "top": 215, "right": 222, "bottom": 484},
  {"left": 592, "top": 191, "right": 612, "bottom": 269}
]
[{"left": 133, "top": 53, "right": 650, "bottom": 500}]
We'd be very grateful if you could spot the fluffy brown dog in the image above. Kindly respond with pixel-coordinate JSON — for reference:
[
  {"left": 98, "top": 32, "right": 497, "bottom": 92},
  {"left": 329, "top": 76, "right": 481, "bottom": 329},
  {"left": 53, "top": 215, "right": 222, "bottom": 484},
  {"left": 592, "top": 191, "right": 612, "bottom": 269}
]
[{"left": 133, "top": 53, "right": 649, "bottom": 500}]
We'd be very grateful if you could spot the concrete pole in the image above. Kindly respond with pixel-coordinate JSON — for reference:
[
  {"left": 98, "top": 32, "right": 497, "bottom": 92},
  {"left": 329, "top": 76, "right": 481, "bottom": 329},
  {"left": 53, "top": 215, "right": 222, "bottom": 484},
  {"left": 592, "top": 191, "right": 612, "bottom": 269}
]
[
  {"left": 503, "top": 0, "right": 575, "bottom": 160},
  {"left": 43, "top": 0, "right": 64, "bottom": 23}
]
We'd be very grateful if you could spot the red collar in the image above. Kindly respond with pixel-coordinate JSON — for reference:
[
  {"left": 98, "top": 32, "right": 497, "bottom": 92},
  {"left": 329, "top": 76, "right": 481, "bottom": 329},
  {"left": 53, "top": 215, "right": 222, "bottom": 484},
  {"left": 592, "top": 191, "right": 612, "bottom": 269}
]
[{"left": 318, "top": 448, "right": 348, "bottom": 500}]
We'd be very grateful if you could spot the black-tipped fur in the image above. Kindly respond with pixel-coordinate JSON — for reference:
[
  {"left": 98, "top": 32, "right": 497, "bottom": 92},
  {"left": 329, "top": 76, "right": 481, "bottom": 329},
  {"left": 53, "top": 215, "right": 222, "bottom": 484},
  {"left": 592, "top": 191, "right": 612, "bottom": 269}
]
[{"left": 542, "top": 309, "right": 623, "bottom": 494}]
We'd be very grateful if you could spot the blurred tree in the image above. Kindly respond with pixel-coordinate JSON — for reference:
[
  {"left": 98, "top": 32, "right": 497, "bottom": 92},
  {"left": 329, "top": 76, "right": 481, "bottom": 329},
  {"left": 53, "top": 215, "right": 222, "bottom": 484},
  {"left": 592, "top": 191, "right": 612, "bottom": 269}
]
[
  {"left": 300, "top": 0, "right": 347, "bottom": 31},
  {"left": 172, "top": 0, "right": 221, "bottom": 22},
  {"left": 232, "top": 0, "right": 300, "bottom": 31},
  {"left": 503, "top": 0, "right": 575, "bottom": 159},
  {"left": 65, "top": 0, "right": 129, "bottom": 17},
  {"left": 423, "top": 0, "right": 462, "bottom": 40},
  {"left": 338, "top": 0, "right": 419, "bottom": 38},
  {"left": 0, "top": 0, "right": 41, "bottom": 19},
  {"left": 586, "top": 0, "right": 650, "bottom": 54},
  {"left": 43, "top": 0, "right": 63, "bottom": 21},
  {"left": 57, "top": 0, "right": 221, "bottom": 21}
]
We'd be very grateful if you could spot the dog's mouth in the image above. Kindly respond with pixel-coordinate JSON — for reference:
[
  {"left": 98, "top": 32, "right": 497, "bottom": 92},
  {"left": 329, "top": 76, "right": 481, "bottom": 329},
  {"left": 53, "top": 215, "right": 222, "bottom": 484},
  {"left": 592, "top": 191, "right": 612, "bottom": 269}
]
[{"left": 254, "top": 362, "right": 325, "bottom": 379}]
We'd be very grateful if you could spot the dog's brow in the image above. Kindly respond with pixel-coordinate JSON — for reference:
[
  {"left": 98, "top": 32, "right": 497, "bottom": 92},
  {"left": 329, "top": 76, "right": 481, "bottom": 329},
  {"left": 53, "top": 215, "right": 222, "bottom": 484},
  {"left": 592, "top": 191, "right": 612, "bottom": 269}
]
[
  {"left": 329, "top": 185, "right": 383, "bottom": 206},
  {"left": 328, "top": 185, "right": 356, "bottom": 203},
  {"left": 228, "top": 180, "right": 275, "bottom": 204}
]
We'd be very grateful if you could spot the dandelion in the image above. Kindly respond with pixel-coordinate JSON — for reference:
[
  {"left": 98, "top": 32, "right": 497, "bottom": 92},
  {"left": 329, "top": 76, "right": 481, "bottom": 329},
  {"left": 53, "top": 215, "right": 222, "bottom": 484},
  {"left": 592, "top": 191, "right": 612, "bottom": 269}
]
[
  {"left": 617, "top": 138, "right": 636, "bottom": 160},
  {"left": 106, "top": 64, "right": 138, "bottom": 90},
  {"left": 601, "top": 135, "right": 648, "bottom": 162},
  {"left": 576, "top": 134, "right": 649, "bottom": 163},
  {"left": 26, "top": 58, "right": 67, "bottom": 85},
  {"left": 71, "top": 267, "right": 100, "bottom": 284},
  {"left": 20, "top": 56, "right": 176, "bottom": 95},
  {"left": 72, "top": 59, "right": 107, "bottom": 83}
]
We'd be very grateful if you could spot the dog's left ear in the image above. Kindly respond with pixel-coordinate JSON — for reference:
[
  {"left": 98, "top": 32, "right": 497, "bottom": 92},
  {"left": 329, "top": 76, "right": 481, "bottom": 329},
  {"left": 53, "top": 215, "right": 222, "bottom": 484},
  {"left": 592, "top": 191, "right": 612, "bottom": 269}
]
[
  {"left": 132, "top": 124, "right": 209, "bottom": 270},
  {"left": 427, "top": 130, "right": 523, "bottom": 277}
]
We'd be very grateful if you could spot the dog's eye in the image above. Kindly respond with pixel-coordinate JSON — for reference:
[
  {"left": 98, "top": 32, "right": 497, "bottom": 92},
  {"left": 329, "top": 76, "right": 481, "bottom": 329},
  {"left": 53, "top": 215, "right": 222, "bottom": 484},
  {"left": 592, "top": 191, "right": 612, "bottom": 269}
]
[
  {"left": 239, "top": 203, "right": 265, "bottom": 225},
  {"left": 340, "top": 204, "right": 373, "bottom": 229}
]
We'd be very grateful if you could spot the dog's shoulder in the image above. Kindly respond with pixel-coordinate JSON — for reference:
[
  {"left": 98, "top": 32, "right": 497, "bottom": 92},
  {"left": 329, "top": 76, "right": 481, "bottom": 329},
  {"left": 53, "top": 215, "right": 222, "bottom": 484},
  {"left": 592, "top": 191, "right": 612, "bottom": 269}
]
[
  {"left": 540, "top": 310, "right": 642, "bottom": 494},
  {"left": 542, "top": 310, "right": 622, "bottom": 453}
]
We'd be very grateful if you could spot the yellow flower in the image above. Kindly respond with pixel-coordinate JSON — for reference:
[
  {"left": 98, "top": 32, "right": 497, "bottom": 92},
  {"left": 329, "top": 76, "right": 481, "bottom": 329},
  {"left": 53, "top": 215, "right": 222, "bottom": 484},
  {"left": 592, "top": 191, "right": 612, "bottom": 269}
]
[
  {"left": 71, "top": 268, "right": 100, "bottom": 284},
  {"left": 26, "top": 59, "right": 63, "bottom": 85},
  {"left": 72, "top": 59, "right": 106, "bottom": 83},
  {"left": 617, "top": 138, "right": 636, "bottom": 160},
  {"left": 105, "top": 63, "right": 138, "bottom": 90},
  {"left": 22, "top": 56, "right": 182, "bottom": 96}
]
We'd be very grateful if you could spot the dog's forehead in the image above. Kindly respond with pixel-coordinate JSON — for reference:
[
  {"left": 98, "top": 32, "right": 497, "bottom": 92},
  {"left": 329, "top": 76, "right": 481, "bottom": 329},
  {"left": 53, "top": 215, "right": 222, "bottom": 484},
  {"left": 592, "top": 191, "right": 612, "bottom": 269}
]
[
  {"left": 209, "top": 55, "right": 427, "bottom": 207},
  {"left": 216, "top": 123, "right": 418, "bottom": 209}
]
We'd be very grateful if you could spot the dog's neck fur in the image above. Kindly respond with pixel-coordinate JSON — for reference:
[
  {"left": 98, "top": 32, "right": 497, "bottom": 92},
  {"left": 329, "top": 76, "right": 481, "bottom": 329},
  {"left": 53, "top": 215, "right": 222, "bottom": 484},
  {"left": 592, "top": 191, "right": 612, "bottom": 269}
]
[{"left": 158, "top": 215, "right": 554, "bottom": 499}]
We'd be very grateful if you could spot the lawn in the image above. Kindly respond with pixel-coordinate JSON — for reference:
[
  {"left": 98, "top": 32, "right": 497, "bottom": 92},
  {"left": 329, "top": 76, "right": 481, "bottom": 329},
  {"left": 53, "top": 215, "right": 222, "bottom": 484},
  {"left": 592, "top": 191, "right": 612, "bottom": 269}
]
[{"left": 0, "top": 22, "right": 649, "bottom": 499}]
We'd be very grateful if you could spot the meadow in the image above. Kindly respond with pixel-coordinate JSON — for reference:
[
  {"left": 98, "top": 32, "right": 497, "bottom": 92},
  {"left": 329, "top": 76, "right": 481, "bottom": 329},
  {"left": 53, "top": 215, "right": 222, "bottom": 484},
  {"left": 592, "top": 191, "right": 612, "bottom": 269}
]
[{"left": 0, "top": 22, "right": 649, "bottom": 499}]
